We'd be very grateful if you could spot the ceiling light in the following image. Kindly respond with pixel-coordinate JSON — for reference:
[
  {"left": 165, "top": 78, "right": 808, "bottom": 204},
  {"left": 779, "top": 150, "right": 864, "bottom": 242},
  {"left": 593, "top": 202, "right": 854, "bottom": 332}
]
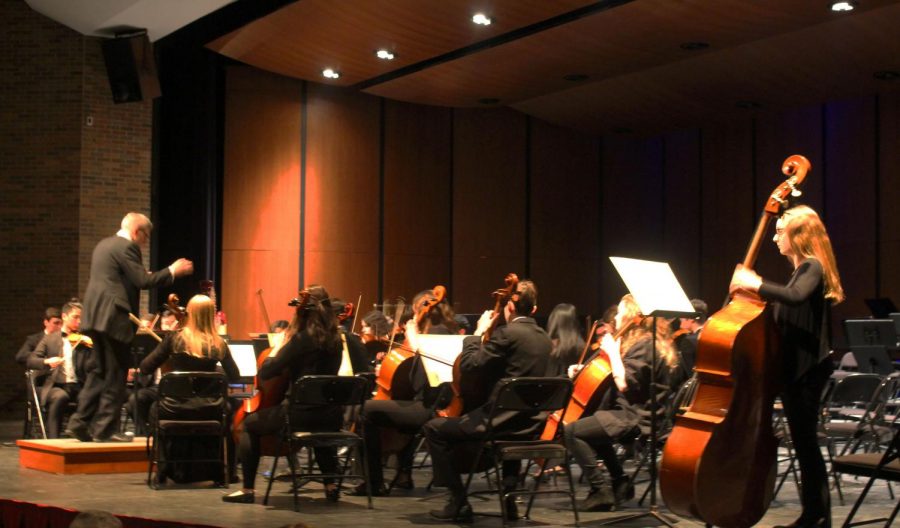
[
  {"left": 830, "top": 1, "right": 857, "bottom": 12},
  {"left": 680, "top": 41, "right": 710, "bottom": 51},
  {"left": 376, "top": 49, "right": 395, "bottom": 60},
  {"left": 322, "top": 68, "right": 340, "bottom": 79},
  {"left": 874, "top": 70, "right": 900, "bottom": 81},
  {"left": 472, "top": 13, "right": 492, "bottom": 26}
]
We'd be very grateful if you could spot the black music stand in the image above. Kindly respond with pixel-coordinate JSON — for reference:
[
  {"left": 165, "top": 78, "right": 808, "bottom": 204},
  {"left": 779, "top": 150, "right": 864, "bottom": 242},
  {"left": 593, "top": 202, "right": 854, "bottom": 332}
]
[
  {"left": 598, "top": 257, "right": 697, "bottom": 528},
  {"left": 129, "top": 331, "right": 166, "bottom": 434}
]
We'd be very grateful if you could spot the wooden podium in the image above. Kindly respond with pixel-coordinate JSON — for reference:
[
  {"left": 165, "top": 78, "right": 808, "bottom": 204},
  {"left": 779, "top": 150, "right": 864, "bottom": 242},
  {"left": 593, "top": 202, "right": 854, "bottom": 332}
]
[{"left": 17, "top": 437, "right": 149, "bottom": 474}]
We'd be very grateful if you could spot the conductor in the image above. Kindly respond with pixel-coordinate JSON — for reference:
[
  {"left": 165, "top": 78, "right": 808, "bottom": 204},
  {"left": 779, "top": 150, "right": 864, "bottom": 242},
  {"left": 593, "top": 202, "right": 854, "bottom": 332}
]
[{"left": 66, "top": 212, "right": 193, "bottom": 442}]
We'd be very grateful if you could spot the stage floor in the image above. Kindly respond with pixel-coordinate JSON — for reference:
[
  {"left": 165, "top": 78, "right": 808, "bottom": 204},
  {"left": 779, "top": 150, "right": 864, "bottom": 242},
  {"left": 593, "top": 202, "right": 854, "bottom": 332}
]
[{"left": 0, "top": 419, "right": 895, "bottom": 528}]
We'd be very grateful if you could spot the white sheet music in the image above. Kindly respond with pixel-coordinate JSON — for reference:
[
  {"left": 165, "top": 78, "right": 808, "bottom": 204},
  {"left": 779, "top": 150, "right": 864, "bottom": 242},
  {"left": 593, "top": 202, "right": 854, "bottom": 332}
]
[
  {"left": 227, "top": 343, "right": 258, "bottom": 378},
  {"left": 610, "top": 256, "right": 694, "bottom": 316},
  {"left": 413, "top": 334, "right": 466, "bottom": 386}
]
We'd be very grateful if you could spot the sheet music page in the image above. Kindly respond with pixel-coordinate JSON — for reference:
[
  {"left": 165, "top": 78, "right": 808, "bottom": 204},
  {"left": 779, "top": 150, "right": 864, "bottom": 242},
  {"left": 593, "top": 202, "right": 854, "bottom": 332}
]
[
  {"left": 610, "top": 256, "right": 694, "bottom": 316},
  {"left": 227, "top": 344, "right": 258, "bottom": 378},
  {"left": 414, "top": 334, "right": 466, "bottom": 386}
]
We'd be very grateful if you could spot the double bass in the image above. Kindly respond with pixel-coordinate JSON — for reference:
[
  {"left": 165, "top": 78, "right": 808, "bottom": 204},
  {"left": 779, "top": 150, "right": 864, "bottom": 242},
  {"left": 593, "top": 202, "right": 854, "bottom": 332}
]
[
  {"left": 232, "top": 290, "right": 310, "bottom": 444},
  {"left": 440, "top": 273, "right": 518, "bottom": 417},
  {"left": 660, "top": 155, "right": 811, "bottom": 527}
]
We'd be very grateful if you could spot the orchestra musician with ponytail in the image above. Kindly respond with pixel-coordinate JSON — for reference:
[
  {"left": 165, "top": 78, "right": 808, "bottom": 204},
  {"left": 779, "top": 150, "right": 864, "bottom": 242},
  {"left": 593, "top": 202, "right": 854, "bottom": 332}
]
[
  {"left": 563, "top": 294, "right": 684, "bottom": 512},
  {"left": 223, "top": 285, "right": 343, "bottom": 505},
  {"left": 350, "top": 289, "right": 459, "bottom": 497},
  {"left": 730, "top": 205, "right": 843, "bottom": 528},
  {"left": 27, "top": 299, "right": 90, "bottom": 439},
  {"left": 424, "top": 279, "right": 552, "bottom": 522}
]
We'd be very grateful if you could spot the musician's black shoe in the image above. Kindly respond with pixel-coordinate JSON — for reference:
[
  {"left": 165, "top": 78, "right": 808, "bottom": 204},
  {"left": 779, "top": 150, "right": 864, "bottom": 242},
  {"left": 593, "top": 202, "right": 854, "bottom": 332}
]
[
  {"left": 430, "top": 499, "right": 474, "bottom": 523},
  {"left": 94, "top": 432, "right": 133, "bottom": 443},
  {"left": 222, "top": 490, "right": 255, "bottom": 503},
  {"left": 65, "top": 424, "right": 92, "bottom": 443},
  {"left": 392, "top": 470, "right": 414, "bottom": 490},
  {"left": 774, "top": 515, "right": 831, "bottom": 528},
  {"left": 504, "top": 496, "right": 519, "bottom": 521},
  {"left": 325, "top": 485, "right": 341, "bottom": 502},
  {"left": 348, "top": 482, "right": 388, "bottom": 496},
  {"left": 612, "top": 475, "right": 635, "bottom": 505},
  {"left": 579, "top": 485, "right": 616, "bottom": 512}
]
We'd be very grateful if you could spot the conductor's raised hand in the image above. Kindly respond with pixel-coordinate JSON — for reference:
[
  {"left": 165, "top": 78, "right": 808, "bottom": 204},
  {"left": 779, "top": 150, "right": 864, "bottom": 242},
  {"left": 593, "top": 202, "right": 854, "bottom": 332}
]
[{"left": 170, "top": 258, "right": 194, "bottom": 278}]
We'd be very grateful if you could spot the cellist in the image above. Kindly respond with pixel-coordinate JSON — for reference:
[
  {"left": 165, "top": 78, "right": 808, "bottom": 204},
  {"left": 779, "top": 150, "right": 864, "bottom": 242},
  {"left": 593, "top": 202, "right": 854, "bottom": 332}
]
[
  {"left": 350, "top": 288, "right": 459, "bottom": 497},
  {"left": 223, "top": 285, "right": 343, "bottom": 505},
  {"left": 729, "top": 205, "right": 843, "bottom": 528},
  {"left": 563, "top": 294, "right": 684, "bottom": 512}
]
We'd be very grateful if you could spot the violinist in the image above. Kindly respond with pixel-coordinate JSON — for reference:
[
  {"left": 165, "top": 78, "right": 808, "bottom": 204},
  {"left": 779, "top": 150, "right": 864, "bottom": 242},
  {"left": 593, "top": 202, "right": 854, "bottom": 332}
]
[
  {"left": 27, "top": 300, "right": 90, "bottom": 439},
  {"left": 16, "top": 306, "right": 63, "bottom": 366},
  {"left": 424, "top": 279, "right": 552, "bottom": 522},
  {"left": 563, "top": 294, "right": 683, "bottom": 512},
  {"left": 730, "top": 205, "right": 843, "bottom": 528},
  {"left": 546, "top": 303, "right": 585, "bottom": 376},
  {"left": 350, "top": 289, "right": 459, "bottom": 497},
  {"left": 360, "top": 310, "right": 391, "bottom": 363},
  {"left": 223, "top": 285, "right": 343, "bottom": 505},
  {"left": 672, "top": 298, "right": 707, "bottom": 375},
  {"left": 330, "top": 298, "right": 372, "bottom": 375}
]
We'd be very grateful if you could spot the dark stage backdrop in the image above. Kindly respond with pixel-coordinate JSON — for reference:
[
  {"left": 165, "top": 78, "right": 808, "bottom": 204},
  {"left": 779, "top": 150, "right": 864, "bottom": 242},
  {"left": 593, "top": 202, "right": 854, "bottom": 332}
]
[{"left": 157, "top": 61, "right": 900, "bottom": 343}]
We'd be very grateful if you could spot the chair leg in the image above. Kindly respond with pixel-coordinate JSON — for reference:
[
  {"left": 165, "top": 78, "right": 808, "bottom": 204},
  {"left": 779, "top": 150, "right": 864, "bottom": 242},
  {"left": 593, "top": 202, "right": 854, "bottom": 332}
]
[
  {"left": 841, "top": 475, "right": 878, "bottom": 528},
  {"left": 288, "top": 445, "right": 299, "bottom": 512},
  {"left": 526, "top": 458, "right": 549, "bottom": 518},
  {"left": 358, "top": 440, "right": 373, "bottom": 509},
  {"left": 264, "top": 453, "right": 281, "bottom": 506},
  {"left": 564, "top": 456, "right": 581, "bottom": 527},
  {"left": 493, "top": 456, "right": 508, "bottom": 528}
]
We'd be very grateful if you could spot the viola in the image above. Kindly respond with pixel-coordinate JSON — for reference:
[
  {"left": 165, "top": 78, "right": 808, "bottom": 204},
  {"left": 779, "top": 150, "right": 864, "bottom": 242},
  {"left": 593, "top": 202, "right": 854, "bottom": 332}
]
[
  {"left": 373, "top": 287, "right": 445, "bottom": 401},
  {"left": 660, "top": 155, "right": 810, "bottom": 527},
  {"left": 440, "top": 273, "right": 518, "bottom": 417},
  {"left": 233, "top": 290, "right": 310, "bottom": 445},
  {"left": 540, "top": 316, "right": 641, "bottom": 442}
]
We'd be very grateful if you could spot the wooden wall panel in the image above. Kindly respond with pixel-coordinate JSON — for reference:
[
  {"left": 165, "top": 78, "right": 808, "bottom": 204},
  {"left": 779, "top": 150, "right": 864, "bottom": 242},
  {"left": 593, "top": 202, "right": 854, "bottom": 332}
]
[
  {"left": 382, "top": 100, "right": 453, "bottom": 304},
  {"left": 662, "top": 129, "right": 702, "bottom": 299},
  {"left": 699, "top": 120, "right": 755, "bottom": 305},
  {"left": 222, "top": 66, "right": 302, "bottom": 339},
  {"left": 878, "top": 92, "right": 900, "bottom": 305},
  {"left": 599, "top": 136, "right": 665, "bottom": 307},
  {"left": 529, "top": 118, "right": 601, "bottom": 317},
  {"left": 824, "top": 97, "right": 878, "bottom": 324},
  {"left": 452, "top": 108, "right": 527, "bottom": 313},
  {"left": 754, "top": 104, "right": 824, "bottom": 282},
  {"left": 304, "top": 84, "right": 381, "bottom": 304}
]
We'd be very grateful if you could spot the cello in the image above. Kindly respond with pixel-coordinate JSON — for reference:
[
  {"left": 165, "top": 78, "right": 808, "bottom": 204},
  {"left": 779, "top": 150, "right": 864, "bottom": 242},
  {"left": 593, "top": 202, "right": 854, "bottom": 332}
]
[
  {"left": 232, "top": 290, "right": 310, "bottom": 444},
  {"left": 440, "top": 273, "right": 518, "bottom": 417},
  {"left": 660, "top": 155, "right": 811, "bottom": 528},
  {"left": 373, "top": 287, "right": 446, "bottom": 401}
]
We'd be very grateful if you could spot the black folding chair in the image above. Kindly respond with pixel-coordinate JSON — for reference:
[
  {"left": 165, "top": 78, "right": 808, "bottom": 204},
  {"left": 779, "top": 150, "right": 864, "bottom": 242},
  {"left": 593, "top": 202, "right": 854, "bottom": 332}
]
[
  {"left": 459, "top": 377, "right": 578, "bottom": 527},
  {"left": 832, "top": 425, "right": 900, "bottom": 527},
  {"left": 146, "top": 371, "right": 229, "bottom": 489},
  {"left": 263, "top": 374, "right": 373, "bottom": 511},
  {"left": 24, "top": 370, "right": 46, "bottom": 439}
]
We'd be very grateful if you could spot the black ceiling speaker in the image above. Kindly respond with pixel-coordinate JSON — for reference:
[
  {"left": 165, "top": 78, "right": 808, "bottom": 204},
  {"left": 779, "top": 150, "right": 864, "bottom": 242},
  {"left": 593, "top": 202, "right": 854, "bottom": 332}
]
[{"left": 101, "top": 33, "right": 161, "bottom": 104}]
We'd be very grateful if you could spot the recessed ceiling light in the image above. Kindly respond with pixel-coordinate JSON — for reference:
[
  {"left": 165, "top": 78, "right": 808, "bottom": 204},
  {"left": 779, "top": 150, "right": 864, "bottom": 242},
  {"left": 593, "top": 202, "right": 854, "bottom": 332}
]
[
  {"left": 680, "top": 41, "right": 710, "bottom": 51},
  {"left": 472, "top": 13, "right": 492, "bottom": 26},
  {"left": 830, "top": 1, "right": 857, "bottom": 12},
  {"left": 478, "top": 98, "right": 500, "bottom": 105},
  {"left": 563, "top": 74, "right": 589, "bottom": 82},
  {"left": 735, "top": 101, "right": 761, "bottom": 109},
  {"left": 375, "top": 49, "right": 395, "bottom": 60},
  {"left": 322, "top": 68, "right": 340, "bottom": 79},
  {"left": 874, "top": 70, "right": 900, "bottom": 81}
]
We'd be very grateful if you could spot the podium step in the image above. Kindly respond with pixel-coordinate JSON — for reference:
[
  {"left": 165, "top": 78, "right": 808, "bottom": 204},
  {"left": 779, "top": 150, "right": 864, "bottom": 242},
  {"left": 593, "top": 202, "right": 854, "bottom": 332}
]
[{"left": 17, "top": 437, "right": 149, "bottom": 474}]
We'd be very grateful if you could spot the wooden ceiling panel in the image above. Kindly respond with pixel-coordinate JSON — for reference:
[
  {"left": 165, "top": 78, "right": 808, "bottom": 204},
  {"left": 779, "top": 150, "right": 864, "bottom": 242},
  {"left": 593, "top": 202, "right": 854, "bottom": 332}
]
[{"left": 207, "top": 0, "right": 596, "bottom": 86}]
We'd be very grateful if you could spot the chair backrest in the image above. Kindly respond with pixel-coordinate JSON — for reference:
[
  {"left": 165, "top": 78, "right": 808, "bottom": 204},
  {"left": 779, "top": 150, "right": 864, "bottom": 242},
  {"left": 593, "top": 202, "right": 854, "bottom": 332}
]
[
  {"left": 827, "top": 373, "right": 884, "bottom": 408},
  {"left": 487, "top": 377, "right": 573, "bottom": 416},
  {"left": 157, "top": 371, "right": 227, "bottom": 421},
  {"left": 289, "top": 375, "right": 369, "bottom": 407}
]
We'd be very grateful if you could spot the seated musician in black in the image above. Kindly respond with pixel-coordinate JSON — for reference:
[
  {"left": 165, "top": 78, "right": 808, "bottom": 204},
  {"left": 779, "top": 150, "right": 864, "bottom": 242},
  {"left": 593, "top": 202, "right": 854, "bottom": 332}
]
[
  {"left": 127, "top": 309, "right": 180, "bottom": 436},
  {"left": 223, "top": 285, "right": 343, "bottom": 504},
  {"left": 27, "top": 300, "right": 90, "bottom": 439},
  {"left": 424, "top": 280, "right": 552, "bottom": 522},
  {"left": 17, "top": 306, "right": 63, "bottom": 366},
  {"left": 330, "top": 298, "right": 374, "bottom": 376},
  {"left": 563, "top": 293, "right": 684, "bottom": 512},
  {"left": 350, "top": 289, "right": 459, "bottom": 496}
]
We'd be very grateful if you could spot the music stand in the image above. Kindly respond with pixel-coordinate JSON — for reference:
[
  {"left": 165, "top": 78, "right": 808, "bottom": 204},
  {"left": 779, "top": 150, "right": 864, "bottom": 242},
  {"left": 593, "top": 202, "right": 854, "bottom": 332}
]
[
  {"left": 129, "top": 331, "right": 166, "bottom": 433},
  {"left": 598, "top": 257, "right": 697, "bottom": 528},
  {"left": 849, "top": 345, "right": 895, "bottom": 376}
]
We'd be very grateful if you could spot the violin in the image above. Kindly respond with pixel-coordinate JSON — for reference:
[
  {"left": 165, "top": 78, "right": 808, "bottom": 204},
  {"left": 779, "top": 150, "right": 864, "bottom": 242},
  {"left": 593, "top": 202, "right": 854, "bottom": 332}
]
[
  {"left": 660, "top": 155, "right": 811, "bottom": 527},
  {"left": 440, "top": 273, "right": 518, "bottom": 417},
  {"left": 66, "top": 332, "right": 93, "bottom": 349},
  {"left": 233, "top": 290, "right": 310, "bottom": 446},
  {"left": 338, "top": 301, "right": 354, "bottom": 324}
]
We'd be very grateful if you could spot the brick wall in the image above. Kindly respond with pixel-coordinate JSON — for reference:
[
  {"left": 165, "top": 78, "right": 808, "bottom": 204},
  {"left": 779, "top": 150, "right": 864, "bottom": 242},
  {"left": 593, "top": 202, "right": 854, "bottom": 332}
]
[{"left": 0, "top": 0, "right": 153, "bottom": 415}]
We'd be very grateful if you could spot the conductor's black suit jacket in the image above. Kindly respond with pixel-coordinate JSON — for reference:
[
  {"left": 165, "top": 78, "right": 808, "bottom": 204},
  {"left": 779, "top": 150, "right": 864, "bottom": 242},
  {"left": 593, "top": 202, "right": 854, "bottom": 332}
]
[{"left": 82, "top": 235, "right": 173, "bottom": 344}]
